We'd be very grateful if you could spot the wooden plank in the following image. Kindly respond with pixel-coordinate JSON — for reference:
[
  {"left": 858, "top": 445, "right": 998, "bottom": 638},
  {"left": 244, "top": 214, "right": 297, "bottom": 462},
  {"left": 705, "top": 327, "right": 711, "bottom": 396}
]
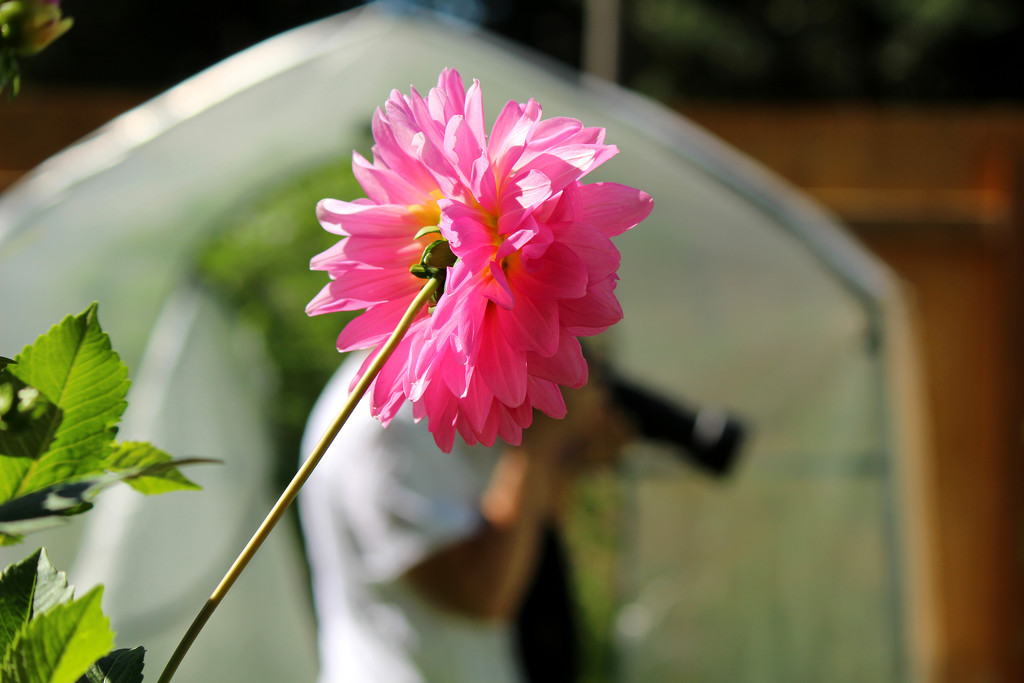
[
  {"left": 681, "top": 104, "right": 1024, "bottom": 190},
  {"left": 0, "top": 88, "right": 150, "bottom": 190},
  {"left": 682, "top": 103, "right": 1024, "bottom": 682}
]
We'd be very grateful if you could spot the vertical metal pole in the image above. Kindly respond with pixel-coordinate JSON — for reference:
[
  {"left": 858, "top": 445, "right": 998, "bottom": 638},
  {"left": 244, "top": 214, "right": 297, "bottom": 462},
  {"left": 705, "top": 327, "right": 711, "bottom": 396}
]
[{"left": 583, "top": 0, "right": 622, "bottom": 82}]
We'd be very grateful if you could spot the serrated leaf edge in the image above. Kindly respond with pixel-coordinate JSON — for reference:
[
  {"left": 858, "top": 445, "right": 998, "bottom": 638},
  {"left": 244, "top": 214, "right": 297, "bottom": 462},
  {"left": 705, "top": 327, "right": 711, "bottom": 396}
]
[{"left": 1, "top": 585, "right": 112, "bottom": 683}]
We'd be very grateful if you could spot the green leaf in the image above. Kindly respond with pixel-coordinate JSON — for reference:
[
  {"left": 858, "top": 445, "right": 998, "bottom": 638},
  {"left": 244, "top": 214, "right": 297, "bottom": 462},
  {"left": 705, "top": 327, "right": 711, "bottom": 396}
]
[
  {"left": 0, "top": 549, "right": 76, "bottom": 653},
  {"left": 0, "top": 550, "right": 38, "bottom": 652},
  {"left": 0, "top": 369, "right": 64, "bottom": 459},
  {"left": 77, "top": 647, "right": 144, "bottom": 683},
  {"left": 25, "top": 549, "right": 76, "bottom": 618},
  {"left": 0, "top": 305, "right": 203, "bottom": 545},
  {"left": 0, "top": 304, "right": 130, "bottom": 502},
  {"left": 102, "top": 442, "right": 202, "bottom": 495},
  {"left": 0, "top": 530, "right": 24, "bottom": 547},
  {"left": 1, "top": 586, "right": 114, "bottom": 683},
  {"left": 0, "top": 455, "right": 211, "bottom": 544},
  {"left": 1, "top": 552, "right": 144, "bottom": 683},
  {"left": 413, "top": 225, "right": 442, "bottom": 240}
]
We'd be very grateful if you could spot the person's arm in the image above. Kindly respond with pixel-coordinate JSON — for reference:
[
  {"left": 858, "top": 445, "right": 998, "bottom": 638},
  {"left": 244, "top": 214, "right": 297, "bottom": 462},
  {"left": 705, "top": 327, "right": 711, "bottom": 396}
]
[{"left": 403, "top": 383, "right": 632, "bottom": 621}]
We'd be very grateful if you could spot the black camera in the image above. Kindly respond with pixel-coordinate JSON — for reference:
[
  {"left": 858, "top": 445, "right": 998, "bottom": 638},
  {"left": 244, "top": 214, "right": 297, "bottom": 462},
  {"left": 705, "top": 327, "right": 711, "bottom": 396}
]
[{"left": 608, "top": 375, "right": 747, "bottom": 476}]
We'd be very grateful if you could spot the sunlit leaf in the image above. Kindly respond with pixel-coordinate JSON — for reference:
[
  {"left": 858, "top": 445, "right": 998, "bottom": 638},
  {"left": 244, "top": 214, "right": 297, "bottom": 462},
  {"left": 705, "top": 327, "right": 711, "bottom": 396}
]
[
  {"left": 102, "top": 442, "right": 202, "bottom": 495},
  {"left": 0, "top": 549, "right": 76, "bottom": 653},
  {"left": 1, "top": 586, "right": 114, "bottom": 683},
  {"left": 0, "top": 550, "right": 38, "bottom": 652},
  {"left": 0, "top": 304, "right": 129, "bottom": 502}
]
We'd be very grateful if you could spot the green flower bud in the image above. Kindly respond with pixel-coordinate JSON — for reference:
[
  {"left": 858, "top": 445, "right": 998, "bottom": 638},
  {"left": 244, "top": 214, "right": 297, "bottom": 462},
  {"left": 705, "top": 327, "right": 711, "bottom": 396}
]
[
  {"left": 0, "top": 0, "right": 73, "bottom": 56},
  {"left": 410, "top": 238, "right": 458, "bottom": 305}
]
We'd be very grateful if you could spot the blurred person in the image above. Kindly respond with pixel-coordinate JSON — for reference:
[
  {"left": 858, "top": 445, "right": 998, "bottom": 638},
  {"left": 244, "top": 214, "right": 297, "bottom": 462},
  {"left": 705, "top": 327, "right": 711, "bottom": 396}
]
[{"left": 298, "top": 351, "right": 632, "bottom": 683}]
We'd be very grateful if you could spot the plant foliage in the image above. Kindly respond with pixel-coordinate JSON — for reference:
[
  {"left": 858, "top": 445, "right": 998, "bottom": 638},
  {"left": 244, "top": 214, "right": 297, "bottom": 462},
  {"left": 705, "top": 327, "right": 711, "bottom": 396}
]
[
  {"left": 0, "top": 304, "right": 203, "bottom": 545},
  {"left": 0, "top": 304, "right": 214, "bottom": 681},
  {"left": 0, "top": 548, "right": 138, "bottom": 683}
]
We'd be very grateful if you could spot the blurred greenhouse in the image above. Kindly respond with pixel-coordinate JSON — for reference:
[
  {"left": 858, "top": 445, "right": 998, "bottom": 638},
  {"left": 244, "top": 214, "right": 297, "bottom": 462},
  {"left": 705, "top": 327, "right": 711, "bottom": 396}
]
[{"left": 0, "top": 4, "right": 980, "bottom": 682}]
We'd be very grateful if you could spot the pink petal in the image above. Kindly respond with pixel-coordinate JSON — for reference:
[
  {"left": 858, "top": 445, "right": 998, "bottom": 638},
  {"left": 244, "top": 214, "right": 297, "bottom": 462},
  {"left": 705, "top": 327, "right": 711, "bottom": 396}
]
[
  {"left": 413, "top": 296, "right": 470, "bottom": 379},
  {"left": 578, "top": 182, "right": 654, "bottom": 237},
  {"left": 439, "top": 346, "right": 469, "bottom": 398},
  {"left": 496, "top": 169, "right": 552, "bottom": 233},
  {"left": 444, "top": 115, "right": 483, "bottom": 188},
  {"left": 488, "top": 99, "right": 542, "bottom": 180},
  {"left": 334, "top": 293, "right": 422, "bottom": 350},
  {"left": 527, "top": 331, "right": 588, "bottom": 387},
  {"left": 559, "top": 277, "right": 623, "bottom": 336},
  {"left": 440, "top": 202, "right": 497, "bottom": 270},
  {"left": 351, "top": 346, "right": 383, "bottom": 393},
  {"left": 509, "top": 400, "right": 534, "bottom": 430},
  {"left": 434, "top": 69, "right": 468, "bottom": 119},
  {"left": 475, "top": 306, "right": 527, "bottom": 406},
  {"left": 383, "top": 93, "right": 434, "bottom": 159},
  {"left": 513, "top": 144, "right": 615, "bottom": 195},
  {"left": 407, "top": 85, "right": 448, "bottom": 153},
  {"left": 306, "top": 280, "right": 354, "bottom": 316},
  {"left": 431, "top": 423, "right": 457, "bottom": 453},
  {"left": 475, "top": 402, "right": 502, "bottom": 447},
  {"left": 495, "top": 399, "right": 533, "bottom": 446},
  {"left": 512, "top": 168, "right": 555, "bottom": 211},
  {"left": 418, "top": 140, "right": 463, "bottom": 200},
  {"left": 470, "top": 155, "right": 499, "bottom": 213},
  {"left": 459, "top": 370, "right": 495, "bottom": 434},
  {"left": 496, "top": 213, "right": 552, "bottom": 264},
  {"left": 371, "top": 109, "right": 438, "bottom": 191},
  {"left": 370, "top": 336, "right": 415, "bottom": 424},
  {"left": 351, "top": 152, "right": 426, "bottom": 206},
  {"left": 454, "top": 412, "right": 479, "bottom": 447},
  {"left": 316, "top": 266, "right": 419, "bottom": 308},
  {"left": 310, "top": 235, "right": 423, "bottom": 270},
  {"left": 525, "top": 116, "right": 583, "bottom": 148},
  {"left": 316, "top": 199, "right": 420, "bottom": 237},
  {"left": 497, "top": 289, "right": 559, "bottom": 356},
  {"left": 419, "top": 382, "right": 459, "bottom": 453},
  {"left": 536, "top": 181, "right": 581, "bottom": 226},
  {"left": 558, "top": 224, "right": 621, "bottom": 281},
  {"left": 433, "top": 266, "right": 487, "bottom": 362},
  {"left": 496, "top": 405, "right": 523, "bottom": 446},
  {"left": 527, "top": 377, "right": 566, "bottom": 419},
  {"left": 463, "top": 79, "right": 487, "bottom": 149},
  {"left": 512, "top": 241, "right": 588, "bottom": 301},
  {"left": 482, "top": 261, "right": 515, "bottom": 310}
]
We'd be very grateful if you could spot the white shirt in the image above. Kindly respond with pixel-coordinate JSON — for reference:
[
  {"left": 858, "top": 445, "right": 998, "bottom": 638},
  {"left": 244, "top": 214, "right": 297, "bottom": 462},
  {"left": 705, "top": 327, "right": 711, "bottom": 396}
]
[{"left": 299, "top": 354, "right": 523, "bottom": 683}]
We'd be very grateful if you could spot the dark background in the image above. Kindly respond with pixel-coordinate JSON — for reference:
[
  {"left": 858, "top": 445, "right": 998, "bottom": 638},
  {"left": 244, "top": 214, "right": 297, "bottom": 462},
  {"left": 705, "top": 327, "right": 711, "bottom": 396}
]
[{"left": 21, "top": 0, "right": 1024, "bottom": 102}]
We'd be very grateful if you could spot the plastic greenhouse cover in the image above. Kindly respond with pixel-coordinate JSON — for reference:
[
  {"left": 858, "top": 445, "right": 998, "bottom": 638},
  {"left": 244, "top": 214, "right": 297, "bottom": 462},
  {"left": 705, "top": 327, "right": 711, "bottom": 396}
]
[{"left": 0, "top": 6, "right": 920, "bottom": 682}]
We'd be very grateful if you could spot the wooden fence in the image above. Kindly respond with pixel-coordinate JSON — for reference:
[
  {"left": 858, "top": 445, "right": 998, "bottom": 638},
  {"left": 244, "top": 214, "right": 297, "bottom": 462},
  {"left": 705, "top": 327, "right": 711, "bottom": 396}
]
[{"left": 681, "top": 104, "right": 1024, "bottom": 683}]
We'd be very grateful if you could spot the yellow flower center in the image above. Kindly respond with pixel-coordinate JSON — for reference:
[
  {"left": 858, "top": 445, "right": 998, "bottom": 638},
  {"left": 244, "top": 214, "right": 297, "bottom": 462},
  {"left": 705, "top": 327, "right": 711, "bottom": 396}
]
[{"left": 407, "top": 190, "right": 445, "bottom": 232}]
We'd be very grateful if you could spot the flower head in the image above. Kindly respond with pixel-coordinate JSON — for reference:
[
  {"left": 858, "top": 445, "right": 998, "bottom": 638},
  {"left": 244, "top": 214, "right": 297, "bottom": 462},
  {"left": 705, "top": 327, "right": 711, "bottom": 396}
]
[{"left": 308, "top": 69, "right": 652, "bottom": 452}]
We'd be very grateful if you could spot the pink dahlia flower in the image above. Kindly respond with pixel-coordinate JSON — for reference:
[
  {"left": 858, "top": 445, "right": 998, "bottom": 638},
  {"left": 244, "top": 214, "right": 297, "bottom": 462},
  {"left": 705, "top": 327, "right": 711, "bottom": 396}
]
[{"left": 308, "top": 68, "right": 652, "bottom": 452}]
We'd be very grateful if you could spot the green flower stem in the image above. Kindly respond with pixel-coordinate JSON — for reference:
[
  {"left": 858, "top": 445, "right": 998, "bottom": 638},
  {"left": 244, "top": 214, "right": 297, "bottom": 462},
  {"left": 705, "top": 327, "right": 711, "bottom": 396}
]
[{"left": 157, "top": 276, "right": 441, "bottom": 683}]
